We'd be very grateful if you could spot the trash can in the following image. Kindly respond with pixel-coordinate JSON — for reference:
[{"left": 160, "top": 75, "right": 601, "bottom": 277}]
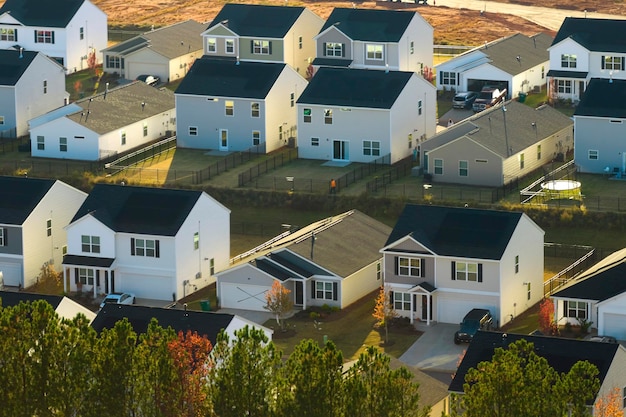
[
  {"left": 518, "top": 92, "right": 527, "bottom": 103},
  {"left": 200, "top": 300, "right": 211, "bottom": 311}
]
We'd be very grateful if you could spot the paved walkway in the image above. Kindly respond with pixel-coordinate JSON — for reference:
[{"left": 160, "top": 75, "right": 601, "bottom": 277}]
[{"left": 400, "top": 323, "right": 467, "bottom": 373}]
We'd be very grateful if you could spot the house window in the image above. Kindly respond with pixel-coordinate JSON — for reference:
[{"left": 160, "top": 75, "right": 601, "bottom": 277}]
[
  {"left": 418, "top": 100, "right": 423, "bottom": 116},
  {"left": 62, "top": 245, "right": 67, "bottom": 255},
  {"left": 519, "top": 153, "right": 525, "bottom": 169},
  {"left": 132, "top": 238, "right": 159, "bottom": 258},
  {"left": 78, "top": 268, "right": 94, "bottom": 285},
  {"left": 325, "top": 42, "right": 343, "bottom": 57},
  {"left": 209, "top": 258, "right": 215, "bottom": 275},
  {"left": 398, "top": 257, "right": 421, "bottom": 277},
  {"left": 298, "top": 36, "right": 303, "bottom": 49},
  {"left": 410, "top": 41, "right": 414, "bottom": 54},
  {"left": 377, "top": 262, "right": 381, "bottom": 280},
  {"left": 43, "top": 80, "right": 47, "bottom": 94},
  {"left": 456, "top": 262, "right": 478, "bottom": 281},
  {"left": 324, "top": 109, "right": 332, "bottom": 124},
  {"left": 46, "top": 219, "right": 52, "bottom": 237},
  {"left": 394, "top": 292, "right": 411, "bottom": 311},
  {"left": 363, "top": 140, "right": 380, "bottom": 156},
  {"left": 252, "top": 40, "right": 270, "bottom": 55},
  {"left": 59, "top": 137, "right": 67, "bottom": 152},
  {"left": 252, "top": 131, "right": 260, "bottom": 146},
  {"left": 459, "top": 160, "right": 468, "bottom": 177},
  {"left": 537, "top": 144, "right": 541, "bottom": 160},
  {"left": 189, "top": 126, "right": 198, "bottom": 136},
  {"left": 0, "top": 116, "right": 4, "bottom": 125},
  {"left": 561, "top": 54, "right": 577, "bottom": 68},
  {"left": 0, "top": 228, "right": 5, "bottom": 246},
  {"left": 603, "top": 55, "right": 623, "bottom": 71},
  {"left": 106, "top": 55, "right": 124, "bottom": 69},
  {"left": 311, "top": 137, "right": 319, "bottom": 147},
  {"left": 207, "top": 38, "right": 217, "bottom": 53},
  {"left": 290, "top": 92, "right": 295, "bottom": 107},
  {"left": 527, "top": 283, "right": 531, "bottom": 300},
  {"left": 1, "top": 28, "right": 17, "bottom": 41},
  {"left": 121, "top": 131, "right": 126, "bottom": 145},
  {"left": 434, "top": 159, "right": 443, "bottom": 175},
  {"left": 408, "top": 134, "right": 413, "bottom": 149},
  {"left": 194, "top": 232, "right": 199, "bottom": 250},
  {"left": 366, "top": 44, "right": 383, "bottom": 60},
  {"left": 35, "top": 30, "right": 54, "bottom": 44},
  {"left": 225, "top": 100, "right": 234, "bottom": 116},
  {"left": 564, "top": 300, "right": 587, "bottom": 319},
  {"left": 81, "top": 235, "right": 100, "bottom": 253},
  {"left": 440, "top": 71, "right": 456, "bottom": 86},
  {"left": 79, "top": 27, "right": 84, "bottom": 40},
  {"left": 37, "top": 136, "right": 45, "bottom": 150},
  {"left": 588, "top": 150, "right": 599, "bottom": 160},
  {"left": 251, "top": 102, "right": 260, "bottom": 117},
  {"left": 143, "top": 122, "right": 148, "bottom": 137},
  {"left": 303, "top": 108, "right": 312, "bottom": 123},
  {"left": 515, "top": 255, "right": 519, "bottom": 273},
  {"left": 316, "top": 281, "right": 334, "bottom": 300},
  {"left": 557, "top": 80, "right": 572, "bottom": 94},
  {"left": 225, "top": 38, "right": 235, "bottom": 54},
  {"left": 541, "top": 66, "right": 545, "bottom": 79}
]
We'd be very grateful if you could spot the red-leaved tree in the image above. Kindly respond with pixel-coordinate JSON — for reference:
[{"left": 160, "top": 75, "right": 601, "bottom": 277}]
[{"left": 539, "top": 297, "right": 555, "bottom": 335}]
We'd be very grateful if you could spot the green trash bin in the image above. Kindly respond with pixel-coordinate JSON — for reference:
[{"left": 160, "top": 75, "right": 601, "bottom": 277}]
[
  {"left": 200, "top": 300, "right": 211, "bottom": 311},
  {"left": 518, "top": 92, "right": 527, "bottom": 103}
]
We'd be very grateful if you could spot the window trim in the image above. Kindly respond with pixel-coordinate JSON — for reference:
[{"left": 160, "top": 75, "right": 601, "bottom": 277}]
[
  {"left": 225, "top": 38, "right": 235, "bottom": 54},
  {"left": 588, "top": 149, "right": 599, "bottom": 160},
  {"left": 46, "top": 219, "right": 52, "bottom": 237},
  {"left": 59, "top": 137, "right": 67, "bottom": 152},
  {"left": 131, "top": 237, "right": 160, "bottom": 258},
  {"left": 459, "top": 160, "right": 468, "bottom": 177},
  {"left": 189, "top": 126, "right": 198, "bottom": 136},
  {"left": 325, "top": 42, "right": 343, "bottom": 57},
  {"left": 252, "top": 130, "right": 260, "bottom": 146},
  {"left": 311, "top": 137, "right": 319, "bottom": 147},
  {"left": 206, "top": 37, "right": 217, "bottom": 53},
  {"left": 324, "top": 109, "right": 333, "bottom": 124},
  {"left": 251, "top": 102, "right": 260, "bottom": 118},
  {"left": 434, "top": 158, "right": 443, "bottom": 175},
  {"left": 78, "top": 268, "right": 94, "bottom": 285},
  {"left": 560, "top": 53, "right": 577, "bottom": 68},
  {"left": 225, "top": 100, "right": 234, "bottom": 116},
  {"left": 366, "top": 44, "right": 384, "bottom": 61},
  {"left": 37, "top": 136, "right": 45, "bottom": 151},
  {"left": 316, "top": 280, "right": 335, "bottom": 300},
  {"left": 453, "top": 261, "right": 481, "bottom": 282},
  {"left": 363, "top": 140, "right": 381, "bottom": 157},
  {"left": 564, "top": 300, "right": 587, "bottom": 319},
  {"left": 394, "top": 292, "right": 411, "bottom": 311},
  {"left": 303, "top": 108, "right": 312, "bottom": 123},
  {"left": 81, "top": 235, "right": 100, "bottom": 254},
  {"left": 0, "top": 227, "right": 5, "bottom": 246},
  {"left": 252, "top": 39, "right": 271, "bottom": 55},
  {"left": 398, "top": 256, "right": 422, "bottom": 277}
]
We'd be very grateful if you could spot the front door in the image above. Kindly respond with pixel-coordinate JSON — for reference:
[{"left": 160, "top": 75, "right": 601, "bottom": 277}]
[
  {"left": 333, "top": 140, "right": 349, "bottom": 161},
  {"left": 295, "top": 281, "right": 303, "bottom": 306},
  {"left": 219, "top": 129, "right": 228, "bottom": 151},
  {"left": 578, "top": 81, "right": 585, "bottom": 101},
  {"left": 421, "top": 295, "right": 432, "bottom": 321},
  {"left": 110, "top": 271, "right": 115, "bottom": 293}
]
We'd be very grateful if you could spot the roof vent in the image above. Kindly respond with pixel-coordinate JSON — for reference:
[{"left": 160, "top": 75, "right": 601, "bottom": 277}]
[{"left": 19, "top": 47, "right": 23, "bottom": 59}]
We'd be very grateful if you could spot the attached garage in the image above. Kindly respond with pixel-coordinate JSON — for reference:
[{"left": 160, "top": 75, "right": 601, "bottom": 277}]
[
  {"left": 467, "top": 79, "right": 509, "bottom": 96},
  {"left": 0, "top": 262, "right": 22, "bottom": 287},
  {"left": 220, "top": 283, "right": 269, "bottom": 311},
  {"left": 119, "top": 273, "right": 172, "bottom": 301},
  {"left": 127, "top": 62, "right": 168, "bottom": 83},
  {"left": 602, "top": 313, "right": 626, "bottom": 341},
  {"left": 437, "top": 296, "right": 497, "bottom": 325}
]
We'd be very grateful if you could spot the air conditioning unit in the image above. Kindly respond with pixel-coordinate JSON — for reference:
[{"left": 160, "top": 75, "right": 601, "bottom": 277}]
[{"left": 195, "top": 272, "right": 202, "bottom": 279}]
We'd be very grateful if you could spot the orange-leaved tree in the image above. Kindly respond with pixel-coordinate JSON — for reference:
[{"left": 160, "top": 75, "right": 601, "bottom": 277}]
[
  {"left": 539, "top": 297, "right": 555, "bottom": 335},
  {"left": 264, "top": 280, "right": 293, "bottom": 331},
  {"left": 373, "top": 285, "right": 398, "bottom": 344},
  {"left": 595, "top": 387, "right": 625, "bottom": 417}
]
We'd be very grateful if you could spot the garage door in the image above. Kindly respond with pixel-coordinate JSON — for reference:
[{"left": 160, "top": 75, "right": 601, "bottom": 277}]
[
  {"left": 128, "top": 62, "right": 168, "bottom": 83},
  {"left": 467, "top": 79, "right": 509, "bottom": 96},
  {"left": 220, "top": 283, "right": 268, "bottom": 312},
  {"left": 602, "top": 313, "right": 626, "bottom": 340},
  {"left": 438, "top": 299, "right": 482, "bottom": 324},
  {"left": 119, "top": 273, "right": 172, "bottom": 301},
  {"left": 0, "top": 262, "right": 22, "bottom": 287}
]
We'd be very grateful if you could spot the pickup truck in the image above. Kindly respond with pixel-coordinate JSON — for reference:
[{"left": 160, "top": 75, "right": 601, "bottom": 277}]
[{"left": 472, "top": 87, "right": 507, "bottom": 112}]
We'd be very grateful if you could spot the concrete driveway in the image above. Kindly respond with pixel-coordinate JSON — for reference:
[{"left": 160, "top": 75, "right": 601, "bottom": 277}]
[{"left": 400, "top": 323, "right": 467, "bottom": 374}]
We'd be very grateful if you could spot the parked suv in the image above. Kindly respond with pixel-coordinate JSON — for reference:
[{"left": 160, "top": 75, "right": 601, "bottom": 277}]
[
  {"left": 452, "top": 91, "right": 479, "bottom": 109},
  {"left": 472, "top": 87, "right": 506, "bottom": 112},
  {"left": 454, "top": 308, "right": 493, "bottom": 344}
]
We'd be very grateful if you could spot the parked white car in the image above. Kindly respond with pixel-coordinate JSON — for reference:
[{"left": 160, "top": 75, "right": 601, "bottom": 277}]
[{"left": 99, "top": 292, "right": 135, "bottom": 309}]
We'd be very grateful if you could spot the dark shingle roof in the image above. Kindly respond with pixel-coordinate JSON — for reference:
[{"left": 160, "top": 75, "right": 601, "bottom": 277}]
[
  {"left": 0, "top": 0, "right": 85, "bottom": 28},
  {"left": 449, "top": 331, "right": 619, "bottom": 394},
  {"left": 207, "top": 3, "right": 305, "bottom": 38},
  {"left": 385, "top": 204, "right": 523, "bottom": 260},
  {"left": 552, "top": 17, "right": 626, "bottom": 53},
  {"left": 574, "top": 78, "right": 626, "bottom": 118},
  {"left": 0, "top": 50, "right": 38, "bottom": 86},
  {"left": 0, "top": 291, "right": 63, "bottom": 309},
  {"left": 175, "top": 57, "right": 285, "bottom": 99},
  {"left": 70, "top": 184, "right": 202, "bottom": 236},
  {"left": 0, "top": 176, "right": 55, "bottom": 225},
  {"left": 320, "top": 8, "right": 416, "bottom": 42},
  {"left": 90, "top": 304, "right": 235, "bottom": 345},
  {"left": 63, "top": 254, "right": 115, "bottom": 268},
  {"left": 474, "top": 33, "right": 552, "bottom": 75},
  {"left": 297, "top": 67, "right": 412, "bottom": 109}
]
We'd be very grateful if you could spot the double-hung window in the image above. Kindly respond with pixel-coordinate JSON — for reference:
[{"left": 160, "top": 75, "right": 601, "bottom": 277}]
[
  {"left": 81, "top": 235, "right": 100, "bottom": 253},
  {"left": 131, "top": 238, "right": 159, "bottom": 257},
  {"left": 455, "top": 262, "right": 478, "bottom": 281},
  {"left": 394, "top": 292, "right": 411, "bottom": 311},
  {"left": 324, "top": 109, "right": 332, "bottom": 124},
  {"left": 225, "top": 39, "right": 235, "bottom": 54},
  {"left": 206, "top": 38, "right": 216, "bottom": 53},
  {"left": 316, "top": 281, "right": 334, "bottom": 300},
  {"left": 434, "top": 159, "right": 443, "bottom": 175},
  {"left": 398, "top": 257, "right": 421, "bottom": 277},
  {"left": 37, "top": 136, "right": 45, "bottom": 151},
  {"left": 0, "top": 227, "right": 5, "bottom": 246},
  {"left": 46, "top": 219, "right": 52, "bottom": 237},
  {"left": 325, "top": 42, "right": 343, "bottom": 57},
  {"left": 440, "top": 71, "right": 456, "bottom": 86},
  {"left": 363, "top": 140, "right": 380, "bottom": 156},
  {"left": 252, "top": 131, "right": 260, "bottom": 146},
  {"left": 564, "top": 300, "right": 586, "bottom": 319},
  {"left": 588, "top": 150, "right": 599, "bottom": 160},
  {"left": 561, "top": 54, "right": 577, "bottom": 68},
  {"left": 303, "top": 108, "right": 312, "bottom": 123},
  {"left": 78, "top": 268, "right": 94, "bottom": 285},
  {"left": 35, "top": 30, "right": 54, "bottom": 44},
  {"left": 366, "top": 44, "right": 383, "bottom": 60},
  {"left": 251, "top": 102, "right": 260, "bottom": 117},
  {"left": 557, "top": 80, "right": 572, "bottom": 94},
  {"left": 603, "top": 55, "right": 624, "bottom": 71},
  {"left": 225, "top": 100, "right": 234, "bottom": 116},
  {"left": 1, "top": 28, "right": 17, "bottom": 41},
  {"left": 459, "top": 160, "right": 468, "bottom": 177},
  {"left": 252, "top": 40, "right": 270, "bottom": 55}
]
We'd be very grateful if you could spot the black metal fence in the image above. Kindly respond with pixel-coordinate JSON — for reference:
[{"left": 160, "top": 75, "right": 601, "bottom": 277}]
[
  {"left": 238, "top": 148, "right": 299, "bottom": 187},
  {"left": 365, "top": 156, "right": 414, "bottom": 193}
]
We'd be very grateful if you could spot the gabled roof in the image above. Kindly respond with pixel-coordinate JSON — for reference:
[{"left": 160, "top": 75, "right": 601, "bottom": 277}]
[
  {"left": 175, "top": 57, "right": 285, "bottom": 99},
  {"left": 424, "top": 101, "right": 572, "bottom": 158},
  {"left": 385, "top": 204, "right": 524, "bottom": 260},
  {"left": 56, "top": 81, "right": 175, "bottom": 135},
  {"left": 207, "top": 3, "right": 305, "bottom": 38},
  {"left": 257, "top": 249, "right": 333, "bottom": 281},
  {"left": 0, "top": 291, "right": 62, "bottom": 309},
  {"left": 70, "top": 183, "right": 202, "bottom": 236},
  {"left": 297, "top": 67, "right": 413, "bottom": 109},
  {"left": 552, "top": 17, "right": 626, "bottom": 53},
  {"left": 0, "top": 49, "right": 39, "bottom": 86},
  {"left": 0, "top": 0, "right": 85, "bottom": 28},
  {"left": 449, "top": 331, "right": 620, "bottom": 394},
  {"left": 320, "top": 8, "right": 417, "bottom": 42},
  {"left": 552, "top": 248, "right": 626, "bottom": 302},
  {"left": 574, "top": 78, "right": 626, "bottom": 119},
  {"left": 102, "top": 20, "right": 205, "bottom": 60},
  {"left": 90, "top": 304, "right": 237, "bottom": 345},
  {"left": 0, "top": 176, "right": 55, "bottom": 225}
]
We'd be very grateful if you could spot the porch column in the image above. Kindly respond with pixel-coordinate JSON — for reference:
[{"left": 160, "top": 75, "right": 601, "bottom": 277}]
[
  {"left": 426, "top": 295, "right": 431, "bottom": 326},
  {"left": 410, "top": 294, "right": 414, "bottom": 325},
  {"left": 63, "top": 267, "right": 67, "bottom": 293},
  {"left": 554, "top": 300, "right": 559, "bottom": 327},
  {"left": 93, "top": 269, "right": 98, "bottom": 299}
]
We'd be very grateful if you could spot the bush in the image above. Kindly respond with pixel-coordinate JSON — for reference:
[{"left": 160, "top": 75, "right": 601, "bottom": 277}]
[{"left": 309, "top": 311, "right": 320, "bottom": 319}]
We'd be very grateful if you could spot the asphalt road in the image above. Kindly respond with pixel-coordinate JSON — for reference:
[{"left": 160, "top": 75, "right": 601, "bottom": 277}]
[{"left": 433, "top": 0, "right": 625, "bottom": 30}]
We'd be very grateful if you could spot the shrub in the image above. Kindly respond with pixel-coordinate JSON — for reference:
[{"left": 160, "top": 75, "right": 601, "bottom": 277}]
[{"left": 309, "top": 311, "right": 320, "bottom": 319}]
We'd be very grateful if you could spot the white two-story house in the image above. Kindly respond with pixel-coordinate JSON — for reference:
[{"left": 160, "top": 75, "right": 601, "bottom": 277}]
[
  {"left": 547, "top": 17, "right": 626, "bottom": 103},
  {"left": 0, "top": 0, "right": 107, "bottom": 72},
  {"left": 62, "top": 184, "right": 230, "bottom": 301},
  {"left": 201, "top": 3, "right": 324, "bottom": 78},
  {"left": 311, "top": 7, "right": 433, "bottom": 76},
  {"left": 381, "top": 204, "right": 544, "bottom": 327}
]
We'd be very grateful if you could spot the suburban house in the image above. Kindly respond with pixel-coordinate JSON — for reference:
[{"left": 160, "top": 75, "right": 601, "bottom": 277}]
[
  {"left": 436, "top": 33, "right": 552, "bottom": 99},
  {"left": 0, "top": 291, "right": 96, "bottom": 322},
  {"left": 61, "top": 183, "right": 230, "bottom": 301},
  {"left": 381, "top": 204, "right": 545, "bottom": 327},
  {"left": 0, "top": 49, "right": 68, "bottom": 138},
  {"left": 29, "top": 81, "right": 176, "bottom": 161},
  {"left": 311, "top": 7, "right": 433, "bottom": 75},
  {"left": 573, "top": 78, "right": 626, "bottom": 174},
  {"left": 547, "top": 17, "right": 626, "bottom": 103},
  {"left": 449, "top": 331, "right": 626, "bottom": 415},
  {"left": 296, "top": 66, "right": 436, "bottom": 164},
  {"left": 101, "top": 20, "right": 205, "bottom": 83},
  {"left": 0, "top": 0, "right": 107, "bottom": 73},
  {"left": 0, "top": 176, "right": 87, "bottom": 289},
  {"left": 421, "top": 100, "right": 574, "bottom": 187},
  {"left": 91, "top": 304, "right": 273, "bottom": 344},
  {"left": 551, "top": 248, "right": 626, "bottom": 340},
  {"left": 201, "top": 3, "right": 324, "bottom": 78},
  {"left": 175, "top": 57, "right": 307, "bottom": 153},
  {"left": 216, "top": 210, "right": 390, "bottom": 312}
]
